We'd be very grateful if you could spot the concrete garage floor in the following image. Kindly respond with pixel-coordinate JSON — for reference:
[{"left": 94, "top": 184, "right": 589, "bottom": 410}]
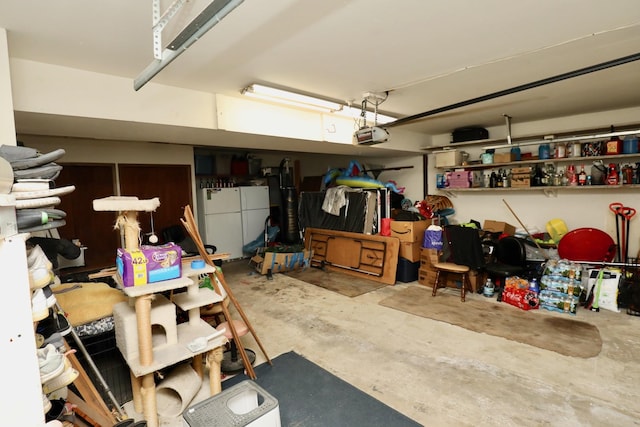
[{"left": 155, "top": 260, "right": 640, "bottom": 426}]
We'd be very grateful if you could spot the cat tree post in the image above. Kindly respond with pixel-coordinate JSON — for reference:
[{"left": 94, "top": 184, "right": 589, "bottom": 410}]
[
  {"left": 94, "top": 196, "right": 226, "bottom": 426},
  {"left": 93, "top": 196, "right": 160, "bottom": 427}
]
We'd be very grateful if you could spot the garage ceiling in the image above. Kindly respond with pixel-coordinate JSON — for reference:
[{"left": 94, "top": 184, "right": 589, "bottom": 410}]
[{"left": 1, "top": 0, "right": 639, "bottom": 151}]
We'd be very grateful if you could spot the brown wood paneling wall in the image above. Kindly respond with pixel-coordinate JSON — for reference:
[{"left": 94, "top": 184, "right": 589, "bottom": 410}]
[
  {"left": 118, "top": 164, "right": 193, "bottom": 243},
  {"left": 55, "top": 163, "right": 192, "bottom": 273},
  {"left": 56, "top": 164, "right": 119, "bottom": 270}
]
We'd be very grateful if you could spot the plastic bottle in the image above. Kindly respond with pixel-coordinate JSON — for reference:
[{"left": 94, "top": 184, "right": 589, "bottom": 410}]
[
  {"left": 510, "top": 146, "right": 521, "bottom": 161},
  {"left": 606, "top": 163, "right": 619, "bottom": 185},
  {"left": 490, "top": 171, "right": 497, "bottom": 188},
  {"left": 539, "top": 143, "right": 551, "bottom": 160},
  {"left": 578, "top": 165, "right": 587, "bottom": 186},
  {"left": 566, "top": 165, "right": 578, "bottom": 186},
  {"left": 483, "top": 278, "right": 495, "bottom": 297},
  {"left": 529, "top": 278, "right": 539, "bottom": 294}
]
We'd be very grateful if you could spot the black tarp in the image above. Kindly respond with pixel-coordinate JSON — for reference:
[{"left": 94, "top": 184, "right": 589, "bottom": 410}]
[{"left": 298, "top": 191, "right": 369, "bottom": 234}]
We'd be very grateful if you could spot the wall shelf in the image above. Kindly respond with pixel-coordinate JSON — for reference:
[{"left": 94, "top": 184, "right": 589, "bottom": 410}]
[
  {"left": 440, "top": 152, "right": 640, "bottom": 171},
  {"left": 423, "top": 126, "right": 640, "bottom": 153},
  {"left": 440, "top": 183, "right": 640, "bottom": 198}
]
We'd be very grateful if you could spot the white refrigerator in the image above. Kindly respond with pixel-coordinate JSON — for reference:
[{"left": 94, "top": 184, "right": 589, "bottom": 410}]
[
  {"left": 240, "top": 186, "right": 270, "bottom": 249},
  {"left": 196, "top": 187, "right": 243, "bottom": 259}
]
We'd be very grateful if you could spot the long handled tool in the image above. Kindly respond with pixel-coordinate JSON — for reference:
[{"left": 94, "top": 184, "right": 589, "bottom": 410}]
[
  {"left": 181, "top": 205, "right": 271, "bottom": 380},
  {"left": 502, "top": 199, "right": 546, "bottom": 255},
  {"left": 183, "top": 205, "right": 271, "bottom": 367},
  {"left": 621, "top": 207, "right": 636, "bottom": 264},
  {"left": 180, "top": 207, "right": 256, "bottom": 379},
  {"left": 609, "top": 203, "right": 623, "bottom": 262},
  {"left": 609, "top": 203, "right": 636, "bottom": 263}
]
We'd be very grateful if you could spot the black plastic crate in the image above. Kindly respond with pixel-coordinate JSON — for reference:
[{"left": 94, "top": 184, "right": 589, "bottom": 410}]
[{"left": 71, "top": 329, "right": 133, "bottom": 406}]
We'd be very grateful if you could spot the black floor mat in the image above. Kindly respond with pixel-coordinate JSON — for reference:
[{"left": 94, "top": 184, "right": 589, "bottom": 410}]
[{"left": 221, "top": 351, "right": 421, "bottom": 427}]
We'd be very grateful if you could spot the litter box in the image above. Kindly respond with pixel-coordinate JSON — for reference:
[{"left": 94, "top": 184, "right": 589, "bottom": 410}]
[{"left": 182, "top": 380, "right": 280, "bottom": 427}]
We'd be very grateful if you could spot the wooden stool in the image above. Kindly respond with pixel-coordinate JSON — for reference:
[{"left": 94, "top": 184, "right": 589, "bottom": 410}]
[
  {"left": 431, "top": 262, "right": 473, "bottom": 302},
  {"left": 216, "top": 319, "right": 256, "bottom": 374}
]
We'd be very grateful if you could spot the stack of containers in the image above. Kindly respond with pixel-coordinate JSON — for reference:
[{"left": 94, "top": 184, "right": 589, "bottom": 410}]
[
  {"left": 539, "top": 259, "right": 583, "bottom": 315},
  {"left": 391, "top": 219, "right": 431, "bottom": 283}
]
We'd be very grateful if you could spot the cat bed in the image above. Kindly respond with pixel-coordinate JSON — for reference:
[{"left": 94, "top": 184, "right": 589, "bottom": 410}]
[{"left": 54, "top": 282, "right": 128, "bottom": 327}]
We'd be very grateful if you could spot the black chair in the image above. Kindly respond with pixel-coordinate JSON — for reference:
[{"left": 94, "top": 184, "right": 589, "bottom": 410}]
[
  {"left": 432, "top": 225, "right": 485, "bottom": 301},
  {"left": 484, "top": 236, "right": 528, "bottom": 299},
  {"left": 161, "top": 224, "right": 217, "bottom": 257}
]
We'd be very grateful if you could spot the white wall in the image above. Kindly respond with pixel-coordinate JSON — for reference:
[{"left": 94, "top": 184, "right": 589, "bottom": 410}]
[
  {"left": 0, "top": 29, "right": 15, "bottom": 146},
  {"left": 11, "top": 59, "right": 217, "bottom": 129},
  {"left": 21, "top": 136, "right": 194, "bottom": 165}
]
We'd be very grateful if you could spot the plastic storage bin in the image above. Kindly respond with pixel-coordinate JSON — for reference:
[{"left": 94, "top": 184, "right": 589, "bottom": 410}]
[{"left": 396, "top": 257, "right": 420, "bottom": 283}]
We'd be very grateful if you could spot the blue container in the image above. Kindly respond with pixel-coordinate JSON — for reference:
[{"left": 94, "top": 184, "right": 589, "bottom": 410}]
[
  {"left": 623, "top": 136, "right": 638, "bottom": 154},
  {"left": 538, "top": 143, "right": 551, "bottom": 160},
  {"left": 510, "top": 146, "right": 521, "bottom": 161}
]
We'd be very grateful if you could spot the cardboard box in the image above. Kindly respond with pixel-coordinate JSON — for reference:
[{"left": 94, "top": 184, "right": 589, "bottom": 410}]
[
  {"left": 418, "top": 266, "right": 480, "bottom": 292},
  {"left": 483, "top": 220, "right": 516, "bottom": 235},
  {"left": 494, "top": 152, "right": 514, "bottom": 163},
  {"left": 511, "top": 173, "right": 531, "bottom": 188},
  {"left": 420, "top": 248, "right": 440, "bottom": 268},
  {"left": 390, "top": 219, "right": 431, "bottom": 242},
  {"left": 502, "top": 287, "right": 540, "bottom": 311},
  {"left": 468, "top": 269, "right": 480, "bottom": 293},
  {"left": 418, "top": 266, "right": 437, "bottom": 287},
  {"left": 434, "top": 150, "right": 462, "bottom": 168},
  {"left": 250, "top": 250, "right": 312, "bottom": 275},
  {"left": 511, "top": 167, "right": 532, "bottom": 174},
  {"left": 399, "top": 241, "right": 421, "bottom": 262},
  {"left": 446, "top": 171, "right": 472, "bottom": 188},
  {"left": 511, "top": 166, "right": 531, "bottom": 188}
]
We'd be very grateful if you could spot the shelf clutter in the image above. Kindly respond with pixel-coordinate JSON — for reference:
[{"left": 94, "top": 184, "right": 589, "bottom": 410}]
[
  {"left": 433, "top": 125, "right": 640, "bottom": 192},
  {"left": 0, "top": 145, "right": 125, "bottom": 426}
]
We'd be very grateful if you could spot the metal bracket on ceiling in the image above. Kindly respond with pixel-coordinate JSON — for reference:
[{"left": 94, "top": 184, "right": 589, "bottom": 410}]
[
  {"left": 152, "top": 0, "right": 188, "bottom": 60},
  {"left": 135, "top": 0, "right": 245, "bottom": 91}
]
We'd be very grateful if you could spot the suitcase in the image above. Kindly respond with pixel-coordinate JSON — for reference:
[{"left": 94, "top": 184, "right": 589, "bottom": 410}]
[{"left": 452, "top": 127, "right": 489, "bottom": 143}]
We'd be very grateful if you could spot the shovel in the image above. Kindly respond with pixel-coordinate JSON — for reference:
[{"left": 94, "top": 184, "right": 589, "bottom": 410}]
[{"left": 187, "top": 328, "right": 226, "bottom": 353}]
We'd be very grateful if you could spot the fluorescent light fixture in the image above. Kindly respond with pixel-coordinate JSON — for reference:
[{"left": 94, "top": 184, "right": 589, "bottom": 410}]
[
  {"left": 241, "top": 84, "right": 343, "bottom": 113},
  {"left": 134, "top": 0, "right": 245, "bottom": 91},
  {"left": 241, "top": 84, "right": 397, "bottom": 124}
]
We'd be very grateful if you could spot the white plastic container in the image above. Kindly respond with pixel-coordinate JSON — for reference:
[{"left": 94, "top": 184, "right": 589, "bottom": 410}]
[{"left": 182, "top": 381, "right": 281, "bottom": 427}]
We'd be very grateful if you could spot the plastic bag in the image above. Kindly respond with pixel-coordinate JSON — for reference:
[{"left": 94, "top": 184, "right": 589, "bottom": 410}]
[
  {"left": 423, "top": 225, "right": 443, "bottom": 249},
  {"left": 380, "top": 218, "right": 392, "bottom": 236}
]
